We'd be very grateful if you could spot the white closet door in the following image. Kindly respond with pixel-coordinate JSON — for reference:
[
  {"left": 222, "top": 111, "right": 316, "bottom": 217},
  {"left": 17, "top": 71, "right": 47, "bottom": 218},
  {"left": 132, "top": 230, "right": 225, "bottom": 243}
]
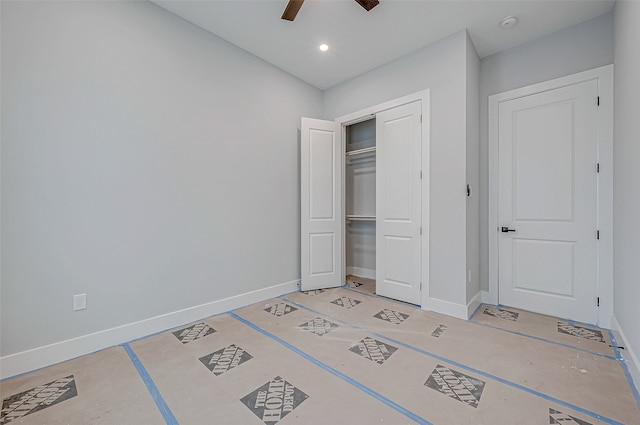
[
  {"left": 376, "top": 101, "right": 422, "bottom": 304},
  {"left": 301, "top": 118, "right": 343, "bottom": 291}
]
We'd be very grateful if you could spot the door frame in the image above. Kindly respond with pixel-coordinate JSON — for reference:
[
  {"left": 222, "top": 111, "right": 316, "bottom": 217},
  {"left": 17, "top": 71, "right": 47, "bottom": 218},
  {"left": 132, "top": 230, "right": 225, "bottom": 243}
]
[
  {"left": 335, "top": 89, "right": 431, "bottom": 307},
  {"left": 487, "top": 65, "right": 613, "bottom": 327}
]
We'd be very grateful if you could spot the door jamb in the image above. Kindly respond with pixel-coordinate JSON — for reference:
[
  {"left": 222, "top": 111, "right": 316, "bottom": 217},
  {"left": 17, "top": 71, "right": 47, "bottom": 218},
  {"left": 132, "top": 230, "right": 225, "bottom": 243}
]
[
  {"left": 487, "top": 65, "right": 613, "bottom": 327},
  {"left": 334, "top": 90, "right": 431, "bottom": 308}
]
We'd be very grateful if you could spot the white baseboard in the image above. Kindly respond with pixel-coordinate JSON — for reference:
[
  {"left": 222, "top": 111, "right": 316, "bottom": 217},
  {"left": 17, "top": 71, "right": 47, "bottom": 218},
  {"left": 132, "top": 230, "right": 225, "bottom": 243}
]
[
  {"left": 466, "top": 291, "right": 483, "bottom": 319},
  {"left": 422, "top": 291, "right": 482, "bottom": 320},
  {"left": 611, "top": 315, "right": 640, "bottom": 397},
  {"left": 422, "top": 297, "right": 469, "bottom": 320},
  {"left": 481, "top": 290, "right": 493, "bottom": 304},
  {"left": 0, "top": 279, "right": 300, "bottom": 380},
  {"left": 346, "top": 266, "right": 375, "bottom": 280}
]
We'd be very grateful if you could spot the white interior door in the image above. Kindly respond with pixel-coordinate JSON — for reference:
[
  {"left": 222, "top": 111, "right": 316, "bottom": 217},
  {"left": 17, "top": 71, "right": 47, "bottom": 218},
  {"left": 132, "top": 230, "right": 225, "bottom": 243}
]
[
  {"left": 376, "top": 101, "right": 422, "bottom": 305},
  {"left": 498, "top": 80, "right": 599, "bottom": 324},
  {"left": 301, "top": 118, "right": 343, "bottom": 291}
]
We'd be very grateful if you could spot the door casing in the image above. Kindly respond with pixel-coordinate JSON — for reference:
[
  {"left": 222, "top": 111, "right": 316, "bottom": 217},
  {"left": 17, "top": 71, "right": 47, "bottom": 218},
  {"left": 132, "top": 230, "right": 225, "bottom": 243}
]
[
  {"left": 487, "top": 65, "right": 613, "bottom": 327},
  {"left": 335, "top": 90, "right": 431, "bottom": 307}
]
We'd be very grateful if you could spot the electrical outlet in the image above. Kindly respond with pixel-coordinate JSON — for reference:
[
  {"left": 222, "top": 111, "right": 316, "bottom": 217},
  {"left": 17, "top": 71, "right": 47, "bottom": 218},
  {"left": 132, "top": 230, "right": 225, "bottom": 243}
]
[{"left": 73, "top": 293, "right": 87, "bottom": 311}]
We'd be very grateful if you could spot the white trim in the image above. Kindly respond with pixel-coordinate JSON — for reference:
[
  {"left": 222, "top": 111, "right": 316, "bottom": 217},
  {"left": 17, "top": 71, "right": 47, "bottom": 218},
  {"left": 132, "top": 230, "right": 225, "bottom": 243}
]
[
  {"left": 611, "top": 315, "right": 640, "bottom": 396},
  {"left": 481, "top": 290, "right": 493, "bottom": 304},
  {"left": 336, "top": 91, "right": 430, "bottom": 125},
  {"left": 346, "top": 266, "right": 376, "bottom": 280},
  {"left": 466, "top": 291, "right": 483, "bottom": 319},
  {"left": 334, "top": 89, "right": 431, "bottom": 309},
  {"left": 0, "top": 279, "right": 300, "bottom": 380},
  {"left": 423, "top": 297, "right": 469, "bottom": 320},
  {"left": 487, "top": 65, "right": 614, "bottom": 327}
]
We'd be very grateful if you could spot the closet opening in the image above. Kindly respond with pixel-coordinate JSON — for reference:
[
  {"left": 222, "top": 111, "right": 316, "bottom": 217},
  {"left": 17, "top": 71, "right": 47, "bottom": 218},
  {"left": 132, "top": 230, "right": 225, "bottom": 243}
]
[{"left": 344, "top": 118, "right": 377, "bottom": 295}]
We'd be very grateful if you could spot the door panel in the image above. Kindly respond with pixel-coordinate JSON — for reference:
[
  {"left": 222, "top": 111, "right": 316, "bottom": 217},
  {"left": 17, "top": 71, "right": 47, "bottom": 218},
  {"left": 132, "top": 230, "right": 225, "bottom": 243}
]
[
  {"left": 513, "top": 101, "right": 575, "bottom": 221},
  {"left": 309, "top": 131, "right": 335, "bottom": 219},
  {"left": 376, "top": 101, "right": 422, "bottom": 305},
  {"left": 512, "top": 239, "right": 575, "bottom": 296},
  {"left": 301, "top": 118, "right": 342, "bottom": 291},
  {"left": 498, "top": 80, "right": 598, "bottom": 324}
]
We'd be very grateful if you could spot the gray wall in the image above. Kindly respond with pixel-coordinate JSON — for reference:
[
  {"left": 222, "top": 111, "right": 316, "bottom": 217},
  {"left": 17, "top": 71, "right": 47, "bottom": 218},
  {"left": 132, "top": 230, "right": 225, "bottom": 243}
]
[
  {"left": 0, "top": 1, "right": 322, "bottom": 356},
  {"left": 478, "top": 13, "right": 615, "bottom": 292},
  {"left": 613, "top": 0, "right": 640, "bottom": 373},
  {"left": 324, "top": 30, "right": 470, "bottom": 306}
]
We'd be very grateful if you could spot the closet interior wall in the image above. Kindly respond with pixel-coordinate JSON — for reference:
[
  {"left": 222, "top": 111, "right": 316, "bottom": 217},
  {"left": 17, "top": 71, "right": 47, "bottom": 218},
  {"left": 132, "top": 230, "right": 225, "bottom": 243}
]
[{"left": 345, "top": 118, "right": 376, "bottom": 280}]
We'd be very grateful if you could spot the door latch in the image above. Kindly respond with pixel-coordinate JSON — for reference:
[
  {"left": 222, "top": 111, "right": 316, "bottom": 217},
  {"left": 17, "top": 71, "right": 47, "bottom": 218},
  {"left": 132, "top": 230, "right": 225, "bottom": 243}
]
[{"left": 501, "top": 227, "right": 516, "bottom": 233}]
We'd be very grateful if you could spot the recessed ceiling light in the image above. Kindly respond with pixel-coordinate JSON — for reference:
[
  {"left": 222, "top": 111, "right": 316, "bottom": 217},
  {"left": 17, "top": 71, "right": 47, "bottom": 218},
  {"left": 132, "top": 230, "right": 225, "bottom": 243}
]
[
  {"left": 500, "top": 16, "right": 518, "bottom": 30},
  {"left": 319, "top": 44, "right": 329, "bottom": 52}
]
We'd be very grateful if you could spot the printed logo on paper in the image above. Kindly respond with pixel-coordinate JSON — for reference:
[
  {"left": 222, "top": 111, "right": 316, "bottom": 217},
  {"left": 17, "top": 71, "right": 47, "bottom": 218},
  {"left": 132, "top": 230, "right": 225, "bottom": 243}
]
[
  {"left": 1, "top": 375, "right": 78, "bottom": 424},
  {"left": 172, "top": 322, "right": 216, "bottom": 343},
  {"left": 557, "top": 322, "right": 605, "bottom": 343},
  {"left": 240, "top": 376, "right": 308, "bottom": 424},
  {"left": 425, "top": 365, "right": 486, "bottom": 408},
  {"left": 431, "top": 324, "right": 448, "bottom": 338},
  {"left": 349, "top": 337, "right": 398, "bottom": 365},
  {"left": 264, "top": 303, "right": 298, "bottom": 317},
  {"left": 199, "top": 344, "right": 253, "bottom": 376},
  {"left": 373, "top": 309, "right": 409, "bottom": 325},
  {"left": 330, "top": 297, "right": 362, "bottom": 309},
  {"left": 482, "top": 306, "right": 519, "bottom": 321},
  {"left": 298, "top": 317, "right": 339, "bottom": 336},
  {"left": 549, "top": 408, "right": 593, "bottom": 424}
]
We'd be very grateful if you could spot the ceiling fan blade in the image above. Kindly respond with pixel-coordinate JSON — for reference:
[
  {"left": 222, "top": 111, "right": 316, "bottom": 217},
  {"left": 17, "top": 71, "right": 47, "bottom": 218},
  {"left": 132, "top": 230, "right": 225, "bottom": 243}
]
[
  {"left": 355, "top": 0, "right": 379, "bottom": 12},
  {"left": 281, "top": 0, "right": 304, "bottom": 21}
]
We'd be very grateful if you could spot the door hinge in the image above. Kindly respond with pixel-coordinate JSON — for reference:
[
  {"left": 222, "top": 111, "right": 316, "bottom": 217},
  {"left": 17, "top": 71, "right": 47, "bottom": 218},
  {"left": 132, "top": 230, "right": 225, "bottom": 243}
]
[
  {"left": 420, "top": 114, "right": 423, "bottom": 123},
  {"left": 597, "top": 230, "right": 600, "bottom": 240},
  {"left": 420, "top": 227, "right": 423, "bottom": 235},
  {"left": 466, "top": 184, "right": 471, "bottom": 197},
  {"left": 597, "top": 163, "right": 600, "bottom": 173},
  {"left": 597, "top": 96, "right": 600, "bottom": 106},
  {"left": 420, "top": 170, "right": 423, "bottom": 179},
  {"left": 597, "top": 297, "right": 600, "bottom": 307}
]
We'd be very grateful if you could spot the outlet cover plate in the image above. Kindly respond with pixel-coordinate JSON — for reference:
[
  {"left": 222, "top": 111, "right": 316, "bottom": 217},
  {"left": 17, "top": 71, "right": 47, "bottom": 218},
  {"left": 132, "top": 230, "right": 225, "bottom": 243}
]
[{"left": 73, "top": 293, "right": 87, "bottom": 311}]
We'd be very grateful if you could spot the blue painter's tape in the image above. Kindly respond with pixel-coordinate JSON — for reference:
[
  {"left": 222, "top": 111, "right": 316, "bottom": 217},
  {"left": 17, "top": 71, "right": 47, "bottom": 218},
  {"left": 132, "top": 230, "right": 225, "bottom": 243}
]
[
  {"left": 608, "top": 330, "right": 640, "bottom": 411},
  {"left": 228, "top": 312, "right": 432, "bottom": 425},
  {"left": 282, "top": 298, "right": 625, "bottom": 425},
  {"left": 471, "top": 321, "right": 617, "bottom": 361},
  {"left": 123, "top": 343, "right": 179, "bottom": 425},
  {"left": 468, "top": 302, "right": 484, "bottom": 320},
  {"left": 343, "top": 286, "right": 420, "bottom": 309}
]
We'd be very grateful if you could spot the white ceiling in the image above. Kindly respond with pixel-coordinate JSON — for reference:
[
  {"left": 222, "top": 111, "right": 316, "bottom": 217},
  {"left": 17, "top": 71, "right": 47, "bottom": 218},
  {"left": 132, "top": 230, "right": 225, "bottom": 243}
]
[{"left": 152, "top": 0, "right": 614, "bottom": 90}]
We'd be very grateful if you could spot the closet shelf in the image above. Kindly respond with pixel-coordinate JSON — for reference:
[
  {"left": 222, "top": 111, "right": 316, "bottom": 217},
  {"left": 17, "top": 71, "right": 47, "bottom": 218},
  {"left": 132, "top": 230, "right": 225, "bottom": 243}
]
[
  {"left": 345, "top": 146, "right": 376, "bottom": 157},
  {"left": 346, "top": 215, "right": 376, "bottom": 222}
]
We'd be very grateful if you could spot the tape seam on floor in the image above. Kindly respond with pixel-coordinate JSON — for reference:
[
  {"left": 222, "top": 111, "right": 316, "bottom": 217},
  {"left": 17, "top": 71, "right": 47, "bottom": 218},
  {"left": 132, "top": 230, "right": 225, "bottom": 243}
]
[
  {"left": 470, "top": 321, "right": 617, "bottom": 361},
  {"left": 608, "top": 330, "right": 640, "bottom": 411},
  {"left": 343, "top": 286, "right": 420, "bottom": 309},
  {"left": 228, "top": 311, "right": 432, "bottom": 425},
  {"left": 282, "top": 296, "right": 625, "bottom": 425},
  {"left": 343, "top": 287, "right": 618, "bottom": 361},
  {"left": 123, "top": 343, "right": 179, "bottom": 425}
]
